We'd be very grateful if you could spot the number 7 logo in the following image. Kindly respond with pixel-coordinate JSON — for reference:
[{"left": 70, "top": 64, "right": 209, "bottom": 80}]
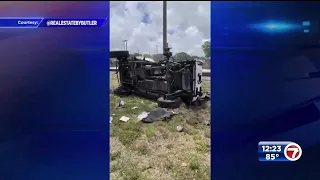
[{"left": 284, "top": 143, "right": 302, "bottom": 161}]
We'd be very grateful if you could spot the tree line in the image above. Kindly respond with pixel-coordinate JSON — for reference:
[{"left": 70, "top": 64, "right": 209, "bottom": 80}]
[
  {"left": 111, "top": 41, "right": 210, "bottom": 68},
  {"left": 132, "top": 40, "right": 210, "bottom": 60}
]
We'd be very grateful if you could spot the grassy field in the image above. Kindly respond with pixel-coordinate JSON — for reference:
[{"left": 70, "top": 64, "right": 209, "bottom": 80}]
[{"left": 110, "top": 72, "right": 211, "bottom": 180}]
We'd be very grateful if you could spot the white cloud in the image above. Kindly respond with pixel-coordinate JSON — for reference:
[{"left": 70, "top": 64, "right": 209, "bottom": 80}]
[{"left": 110, "top": 1, "right": 210, "bottom": 57}]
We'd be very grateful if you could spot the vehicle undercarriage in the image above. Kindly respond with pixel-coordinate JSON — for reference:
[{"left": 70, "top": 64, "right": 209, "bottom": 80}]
[{"left": 110, "top": 50, "right": 210, "bottom": 109}]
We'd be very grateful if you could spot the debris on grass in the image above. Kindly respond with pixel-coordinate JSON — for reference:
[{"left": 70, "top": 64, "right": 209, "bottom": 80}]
[
  {"left": 137, "top": 111, "right": 149, "bottom": 121},
  {"left": 110, "top": 72, "right": 211, "bottom": 180},
  {"left": 110, "top": 116, "right": 113, "bottom": 123},
  {"left": 131, "top": 106, "right": 138, "bottom": 110},
  {"left": 141, "top": 108, "right": 175, "bottom": 123},
  {"left": 176, "top": 125, "right": 184, "bottom": 132},
  {"left": 118, "top": 99, "right": 125, "bottom": 107},
  {"left": 181, "top": 162, "right": 188, "bottom": 167},
  {"left": 119, "top": 116, "right": 130, "bottom": 122}
]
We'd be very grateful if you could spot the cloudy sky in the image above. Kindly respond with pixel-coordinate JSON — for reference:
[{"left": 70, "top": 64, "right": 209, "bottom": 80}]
[{"left": 110, "top": 1, "right": 210, "bottom": 57}]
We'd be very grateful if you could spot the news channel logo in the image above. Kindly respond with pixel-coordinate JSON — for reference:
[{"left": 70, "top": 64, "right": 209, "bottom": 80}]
[{"left": 258, "top": 141, "right": 302, "bottom": 162}]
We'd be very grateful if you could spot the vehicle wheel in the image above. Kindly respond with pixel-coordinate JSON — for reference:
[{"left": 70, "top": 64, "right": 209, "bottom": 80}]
[
  {"left": 157, "top": 97, "right": 182, "bottom": 109},
  {"left": 110, "top": 51, "right": 129, "bottom": 58}
]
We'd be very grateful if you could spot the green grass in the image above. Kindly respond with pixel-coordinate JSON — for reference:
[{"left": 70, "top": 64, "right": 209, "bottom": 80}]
[
  {"left": 145, "top": 125, "right": 156, "bottom": 138},
  {"left": 110, "top": 72, "right": 211, "bottom": 180}
]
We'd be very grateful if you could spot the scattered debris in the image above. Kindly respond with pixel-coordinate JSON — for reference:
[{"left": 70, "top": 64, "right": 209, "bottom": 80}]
[
  {"left": 112, "top": 114, "right": 116, "bottom": 116},
  {"left": 132, "top": 106, "right": 138, "bottom": 110},
  {"left": 110, "top": 116, "right": 113, "bottom": 123},
  {"left": 142, "top": 108, "right": 175, "bottom": 123},
  {"left": 137, "top": 111, "right": 149, "bottom": 121},
  {"left": 176, "top": 125, "right": 184, "bottom": 132},
  {"left": 119, "top": 116, "right": 130, "bottom": 122},
  {"left": 181, "top": 162, "right": 188, "bottom": 167},
  {"left": 118, "top": 99, "right": 125, "bottom": 107}
]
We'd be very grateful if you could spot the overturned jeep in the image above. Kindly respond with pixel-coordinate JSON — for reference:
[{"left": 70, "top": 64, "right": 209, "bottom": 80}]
[{"left": 111, "top": 50, "right": 209, "bottom": 109}]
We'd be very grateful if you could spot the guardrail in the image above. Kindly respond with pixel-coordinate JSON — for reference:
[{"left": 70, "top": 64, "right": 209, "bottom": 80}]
[{"left": 110, "top": 67, "right": 211, "bottom": 76}]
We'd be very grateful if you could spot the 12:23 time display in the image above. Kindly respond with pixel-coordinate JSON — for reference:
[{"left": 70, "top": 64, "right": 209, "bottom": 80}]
[{"left": 261, "top": 145, "right": 281, "bottom": 152}]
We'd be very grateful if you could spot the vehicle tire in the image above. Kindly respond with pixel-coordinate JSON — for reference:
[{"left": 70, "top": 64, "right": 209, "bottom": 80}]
[
  {"left": 113, "top": 86, "right": 132, "bottom": 96},
  {"left": 110, "top": 51, "right": 129, "bottom": 58},
  {"left": 157, "top": 97, "right": 182, "bottom": 109}
]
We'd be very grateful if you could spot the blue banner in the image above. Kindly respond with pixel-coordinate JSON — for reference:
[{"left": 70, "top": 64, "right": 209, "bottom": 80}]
[
  {"left": 258, "top": 141, "right": 303, "bottom": 162},
  {"left": 258, "top": 152, "right": 288, "bottom": 162},
  {"left": 0, "top": 18, "right": 43, "bottom": 28},
  {"left": 40, "top": 18, "right": 107, "bottom": 28},
  {"left": 0, "top": 18, "right": 107, "bottom": 28}
]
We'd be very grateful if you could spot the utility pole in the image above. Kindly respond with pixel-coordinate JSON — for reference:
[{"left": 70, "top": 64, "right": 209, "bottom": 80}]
[
  {"left": 123, "top": 40, "right": 128, "bottom": 51},
  {"left": 163, "top": 1, "right": 172, "bottom": 95},
  {"left": 163, "top": 1, "right": 167, "bottom": 53},
  {"left": 155, "top": 45, "right": 158, "bottom": 54}
]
